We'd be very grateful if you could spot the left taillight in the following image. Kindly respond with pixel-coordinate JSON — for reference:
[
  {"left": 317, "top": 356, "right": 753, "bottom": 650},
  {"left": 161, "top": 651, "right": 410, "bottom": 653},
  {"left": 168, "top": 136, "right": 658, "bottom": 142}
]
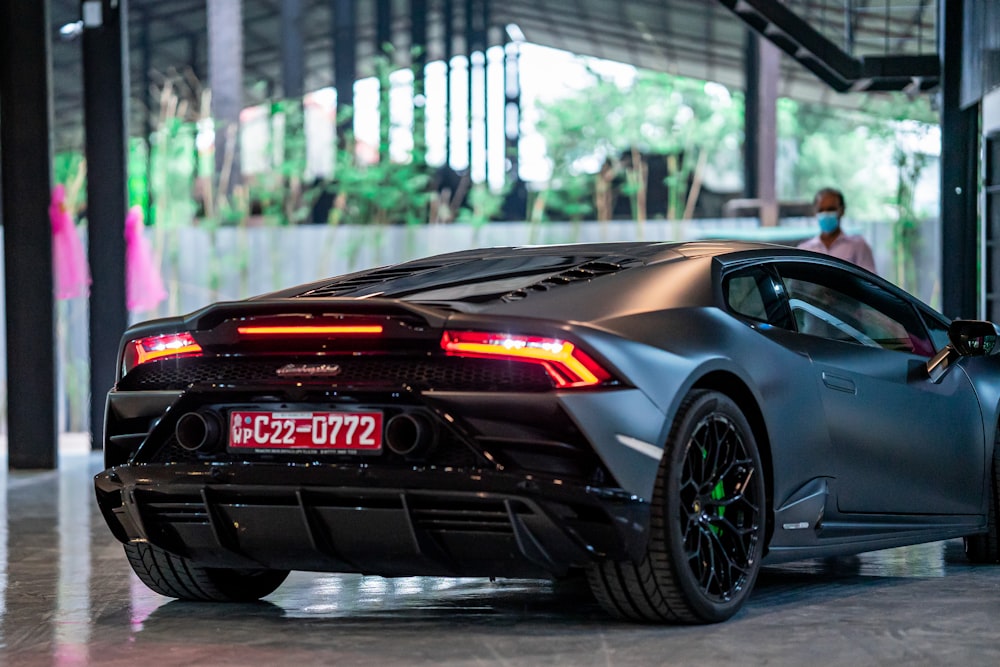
[
  {"left": 122, "top": 332, "right": 203, "bottom": 375},
  {"left": 441, "top": 330, "right": 612, "bottom": 388}
]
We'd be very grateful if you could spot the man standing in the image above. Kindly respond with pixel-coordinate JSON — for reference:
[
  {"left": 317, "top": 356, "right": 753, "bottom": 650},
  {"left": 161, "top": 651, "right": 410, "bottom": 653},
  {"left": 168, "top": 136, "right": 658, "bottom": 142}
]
[{"left": 798, "top": 187, "right": 876, "bottom": 274}]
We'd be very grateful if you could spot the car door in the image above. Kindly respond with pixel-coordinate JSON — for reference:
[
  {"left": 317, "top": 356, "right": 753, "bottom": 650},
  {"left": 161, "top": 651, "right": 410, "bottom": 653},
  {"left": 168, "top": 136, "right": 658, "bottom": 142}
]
[{"left": 768, "top": 260, "right": 984, "bottom": 516}]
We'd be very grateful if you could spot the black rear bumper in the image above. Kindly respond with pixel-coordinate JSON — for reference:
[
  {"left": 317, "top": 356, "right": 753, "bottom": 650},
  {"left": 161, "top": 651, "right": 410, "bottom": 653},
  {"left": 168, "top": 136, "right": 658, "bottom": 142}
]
[{"left": 95, "top": 463, "right": 649, "bottom": 578}]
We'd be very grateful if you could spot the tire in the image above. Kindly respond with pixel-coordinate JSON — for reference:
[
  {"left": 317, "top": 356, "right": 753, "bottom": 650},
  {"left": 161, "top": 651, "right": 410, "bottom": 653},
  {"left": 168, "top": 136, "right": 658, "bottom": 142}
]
[
  {"left": 965, "top": 438, "right": 1000, "bottom": 563},
  {"left": 124, "top": 542, "right": 290, "bottom": 601},
  {"left": 588, "top": 390, "right": 766, "bottom": 623}
]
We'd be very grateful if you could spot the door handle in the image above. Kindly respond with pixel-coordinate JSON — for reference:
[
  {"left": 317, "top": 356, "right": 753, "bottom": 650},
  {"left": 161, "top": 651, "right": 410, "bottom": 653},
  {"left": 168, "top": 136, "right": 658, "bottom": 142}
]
[{"left": 822, "top": 372, "right": 857, "bottom": 394}]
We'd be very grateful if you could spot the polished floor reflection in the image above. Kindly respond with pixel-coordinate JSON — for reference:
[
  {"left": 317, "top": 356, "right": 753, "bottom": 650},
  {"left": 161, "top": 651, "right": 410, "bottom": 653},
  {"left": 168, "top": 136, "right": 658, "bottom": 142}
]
[{"left": 4, "top": 436, "right": 1000, "bottom": 666}]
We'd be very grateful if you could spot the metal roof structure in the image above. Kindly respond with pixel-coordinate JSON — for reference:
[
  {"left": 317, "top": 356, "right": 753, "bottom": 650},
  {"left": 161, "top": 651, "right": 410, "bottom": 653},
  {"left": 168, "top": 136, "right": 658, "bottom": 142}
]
[
  {"left": 48, "top": 0, "right": 940, "bottom": 151},
  {"left": 2, "top": 0, "right": 958, "bottom": 468}
]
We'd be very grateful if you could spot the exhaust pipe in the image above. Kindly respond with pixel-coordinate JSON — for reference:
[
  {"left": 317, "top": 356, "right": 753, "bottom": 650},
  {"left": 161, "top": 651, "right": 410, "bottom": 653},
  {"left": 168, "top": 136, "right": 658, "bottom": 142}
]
[
  {"left": 175, "top": 410, "right": 222, "bottom": 452},
  {"left": 384, "top": 413, "right": 433, "bottom": 456}
]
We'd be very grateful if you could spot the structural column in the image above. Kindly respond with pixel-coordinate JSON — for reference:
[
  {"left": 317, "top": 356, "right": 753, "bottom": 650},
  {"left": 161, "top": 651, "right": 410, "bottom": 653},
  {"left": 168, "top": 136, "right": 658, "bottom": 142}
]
[
  {"left": 412, "top": 0, "right": 428, "bottom": 160},
  {"left": 281, "top": 0, "right": 305, "bottom": 100},
  {"left": 503, "top": 35, "right": 522, "bottom": 181},
  {"left": 0, "top": 0, "right": 58, "bottom": 468},
  {"left": 208, "top": 0, "right": 244, "bottom": 195},
  {"left": 82, "top": 0, "right": 130, "bottom": 453},
  {"left": 939, "top": 0, "right": 979, "bottom": 318},
  {"left": 333, "top": 0, "right": 357, "bottom": 145},
  {"left": 139, "top": 7, "right": 154, "bottom": 147},
  {"left": 443, "top": 0, "right": 454, "bottom": 166},
  {"left": 377, "top": 0, "right": 392, "bottom": 157},
  {"left": 280, "top": 0, "right": 306, "bottom": 187},
  {"left": 744, "top": 31, "right": 779, "bottom": 227},
  {"left": 465, "top": 0, "right": 488, "bottom": 181}
]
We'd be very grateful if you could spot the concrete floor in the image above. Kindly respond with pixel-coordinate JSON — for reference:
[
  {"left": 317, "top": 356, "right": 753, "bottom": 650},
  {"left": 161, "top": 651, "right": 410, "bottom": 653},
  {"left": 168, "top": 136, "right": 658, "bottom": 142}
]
[{"left": 3, "top": 437, "right": 1000, "bottom": 667}]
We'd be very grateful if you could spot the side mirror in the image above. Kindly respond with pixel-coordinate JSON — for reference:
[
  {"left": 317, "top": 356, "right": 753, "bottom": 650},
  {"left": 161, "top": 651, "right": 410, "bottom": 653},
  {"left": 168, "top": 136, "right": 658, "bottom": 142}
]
[
  {"left": 948, "top": 319, "right": 1000, "bottom": 357},
  {"left": 928, "top": 319, "right": 1000, "bottom": 383}
]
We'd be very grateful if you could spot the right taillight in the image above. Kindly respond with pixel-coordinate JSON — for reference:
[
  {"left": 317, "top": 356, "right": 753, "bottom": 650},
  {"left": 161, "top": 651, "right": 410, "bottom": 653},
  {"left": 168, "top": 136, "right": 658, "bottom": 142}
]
[
  {"left": 440, "top": 330, "right": 612, "bottom": 388},
  {"left": 122, "top": 332, "right": 203, "bottom": 375}
]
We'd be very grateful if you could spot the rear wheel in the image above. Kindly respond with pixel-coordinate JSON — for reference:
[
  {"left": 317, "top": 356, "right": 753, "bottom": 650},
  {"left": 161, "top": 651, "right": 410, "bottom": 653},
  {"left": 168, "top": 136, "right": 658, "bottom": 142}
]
[
  {"left": 965, "top": 437, "right": 1000, "bottom": 563},
  {"left": 124, "top": 542, "right": 290, "bottom": 601},
  {"left": 588, "top": 390, "right": 766, "bottom": 623}
]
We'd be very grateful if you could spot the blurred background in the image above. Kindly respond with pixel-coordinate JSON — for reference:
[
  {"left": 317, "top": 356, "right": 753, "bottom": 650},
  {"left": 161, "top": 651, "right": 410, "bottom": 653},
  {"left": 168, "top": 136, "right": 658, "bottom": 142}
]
[{"left": 5, "top": 0, "right": 986, "bottom": 438}]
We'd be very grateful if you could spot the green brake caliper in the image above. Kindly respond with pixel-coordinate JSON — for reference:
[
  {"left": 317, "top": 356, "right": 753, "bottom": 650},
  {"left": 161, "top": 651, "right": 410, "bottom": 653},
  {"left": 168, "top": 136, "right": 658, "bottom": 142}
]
[
  {"left": 709, "top": 479, "right": 726, "bottom": 536},
  {"left": 701, "top": 445, "right": 726, "bottom": 537}
]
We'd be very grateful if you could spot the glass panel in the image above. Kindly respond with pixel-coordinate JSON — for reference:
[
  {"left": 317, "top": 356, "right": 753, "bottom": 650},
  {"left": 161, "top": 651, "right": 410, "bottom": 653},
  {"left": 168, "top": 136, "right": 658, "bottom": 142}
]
[
  {"left": 726, "top": 274, "right": 768, "bottom": 321},
  {"left": 777, "top": 264, "right": 934, "bottom": 356}
]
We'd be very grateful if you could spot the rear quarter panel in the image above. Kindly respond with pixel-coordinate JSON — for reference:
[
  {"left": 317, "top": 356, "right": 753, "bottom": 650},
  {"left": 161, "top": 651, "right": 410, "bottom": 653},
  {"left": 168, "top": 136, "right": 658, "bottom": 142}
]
[{"left": 577, "top": 306, "right": 832, "bottom": 507}]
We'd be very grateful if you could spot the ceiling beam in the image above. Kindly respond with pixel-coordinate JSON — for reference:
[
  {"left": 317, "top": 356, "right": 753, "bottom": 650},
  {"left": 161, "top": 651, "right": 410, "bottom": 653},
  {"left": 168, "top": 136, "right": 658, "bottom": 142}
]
[{"left": 718, "top": 0, "right": 939, "bottom": 92}]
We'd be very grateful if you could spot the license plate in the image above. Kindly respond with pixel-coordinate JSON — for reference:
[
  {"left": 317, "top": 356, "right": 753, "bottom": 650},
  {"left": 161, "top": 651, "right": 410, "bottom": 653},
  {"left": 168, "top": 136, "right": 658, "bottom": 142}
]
[{"left": 228, "top": 410, "right": 383, "bottom": 452}]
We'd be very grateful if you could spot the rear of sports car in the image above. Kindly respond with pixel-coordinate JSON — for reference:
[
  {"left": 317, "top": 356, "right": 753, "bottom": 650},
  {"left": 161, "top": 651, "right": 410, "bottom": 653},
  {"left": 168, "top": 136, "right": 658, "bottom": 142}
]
[{"left": 94, "top": 295, "right": 655, "bottom": 591}]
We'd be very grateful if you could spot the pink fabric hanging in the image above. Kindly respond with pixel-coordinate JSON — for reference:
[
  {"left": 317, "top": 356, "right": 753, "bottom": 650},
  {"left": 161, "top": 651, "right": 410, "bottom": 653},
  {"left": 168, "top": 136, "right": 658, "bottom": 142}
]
[
  {"left": 50, "top": 184, "right": 91, "bottom": 300},
  {"left": 125, "top": 205, "right": 168, "bottom": 312}
]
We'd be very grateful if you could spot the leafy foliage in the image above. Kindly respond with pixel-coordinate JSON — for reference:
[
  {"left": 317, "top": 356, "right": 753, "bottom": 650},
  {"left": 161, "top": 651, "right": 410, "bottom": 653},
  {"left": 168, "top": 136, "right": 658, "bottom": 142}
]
[
  {"left": 323, "top": 53, "right": 433, "bottom": 227},
  {"left": 455, "top": 182, "right": 508, "bottom": 225},
  {"left": 535, "top": 60, "right": 937, "bottom": 224},
  {"left": 776, "top": 95, "right": 937, "bottom": 220},
  {"left": 535, "top": 66, "right": 743, "bottom": 221},
  {"left": 891, "top": 144, "right": 930, "bottom": 293}
]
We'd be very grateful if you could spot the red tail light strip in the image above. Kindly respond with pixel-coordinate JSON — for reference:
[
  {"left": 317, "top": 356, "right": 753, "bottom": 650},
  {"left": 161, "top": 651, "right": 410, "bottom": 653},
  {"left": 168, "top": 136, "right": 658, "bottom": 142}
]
[
  {"left": 125, "top": 332, "right": 203, "bottom": 373},
  {"left": 440, "top": 331, "right": 611, "bottom": 388},
  {"left": 237, "top": 325, "right": 384, "bottom": 336}
]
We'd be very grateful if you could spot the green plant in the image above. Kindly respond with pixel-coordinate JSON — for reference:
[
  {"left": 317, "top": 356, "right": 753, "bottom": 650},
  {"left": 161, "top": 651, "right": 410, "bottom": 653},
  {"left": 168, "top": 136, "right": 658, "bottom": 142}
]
[
  {"left": 535, "top": 66, "right": 742, "bottom": 222},
  {"left": 147, "top": 92, "right": 200, "bottom": 228},
  {"left": 325, "top": 53, "right": 433, "bottom": 227},
  {"left": 892, "top": 146, "right": 929, "bottom": 293},
  {"left": 456, "top": 182, "right": 510, "bottom": 225},
  {"left": 777, "top": 95, "right": 937, "bottom": 219}
]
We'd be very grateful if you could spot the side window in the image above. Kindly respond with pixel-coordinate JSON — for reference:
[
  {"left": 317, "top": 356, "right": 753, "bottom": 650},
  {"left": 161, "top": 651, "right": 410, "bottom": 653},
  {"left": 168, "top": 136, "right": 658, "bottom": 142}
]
[
  {"left": 726, "top": 273, "right": 768, "bottom": 321},
  {"left": 776, "top": 263, "right": 935, "bottom": 356},
  {"left": 723, "top": 266, "right": 792, "bottom": 329}
]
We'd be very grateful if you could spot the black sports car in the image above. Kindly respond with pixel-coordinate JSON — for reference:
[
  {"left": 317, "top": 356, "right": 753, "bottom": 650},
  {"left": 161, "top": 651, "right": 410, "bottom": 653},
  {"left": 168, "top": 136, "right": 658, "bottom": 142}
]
[{"left": 95, "top": 240, "right": 1000, "bottom": 623}]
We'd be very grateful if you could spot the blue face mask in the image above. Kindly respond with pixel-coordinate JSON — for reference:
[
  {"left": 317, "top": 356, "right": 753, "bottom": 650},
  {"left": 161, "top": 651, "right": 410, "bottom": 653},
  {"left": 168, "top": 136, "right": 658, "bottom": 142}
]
[{"left": 817, "top": 212, "right": 839, "bottom": 234}]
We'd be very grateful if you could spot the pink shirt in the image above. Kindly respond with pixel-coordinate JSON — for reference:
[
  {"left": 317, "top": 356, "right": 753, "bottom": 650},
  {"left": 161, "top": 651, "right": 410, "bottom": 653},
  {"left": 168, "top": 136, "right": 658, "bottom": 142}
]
[{"left": 798, "top": 233, "right": 876, "bottom": 274}]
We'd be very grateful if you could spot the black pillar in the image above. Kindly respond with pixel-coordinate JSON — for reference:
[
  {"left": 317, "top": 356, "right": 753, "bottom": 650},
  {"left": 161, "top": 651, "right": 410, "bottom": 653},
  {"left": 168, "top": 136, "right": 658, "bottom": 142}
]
[
  {"left": 443, "top": 0, "right": 454, "bottom": 166},
  {"left": 377, "top": 0, "right": 391, "bottom": 158},
  {"left": 281, "top": 0, "right": 305, "bottom": 99},
  {"left": 465, "top": 0, "right": 487, "bottom": 180},
  {"left": 480, "top": 0, "right": 490, "bottom": 182},
  {"left": 412, "top": 0, "right": 428, "bottom": 161},
  {"left": 82, "top": 0, "right": 130, "bottom": 452},
  {"left": 281, "top": 0, "right": 306, "bottom": 192},
  {"left": 743, "top": 31, "right": 759, "bottom": 199},
  {"left": 376, "top": 0, "right": 391, "bottom": 53},
  {"left": 188, "top": 34, "right": 201, "bottom": 82},
  {"left": 744, "top": 31, "right": 778, "bottom": 226},
  {"left": 140, "top": 7, "right": 153, "bottom": 146},
  {"left": 844, "top": 0, "right": 856, "bottom": 53},
  {"left": 208, "top": 0, "right": 243, "bottom": 195},
  {"left": 503, "top": 37, "right": 521, "bottom": 181},
  {"left": 140, "top": 7, "right": 154, "bottom": 219},
  {"left": 940, "top": 0, "right": 980, "bottom": 319},
  {"left": 0, "top": 0, "right": 58, "bottom": 468},
  {"left": 333, "top": 0, "right": 357, "bottom": 144}
]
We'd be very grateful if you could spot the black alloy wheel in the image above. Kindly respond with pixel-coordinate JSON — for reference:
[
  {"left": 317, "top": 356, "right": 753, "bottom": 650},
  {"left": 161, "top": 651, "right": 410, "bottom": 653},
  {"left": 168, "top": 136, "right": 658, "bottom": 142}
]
[
  {"left": 588, "top": 390, "right": 766, "bottom": 623},
  {"left": 674, "top": 396, "right": 763, "bottom": 610}
]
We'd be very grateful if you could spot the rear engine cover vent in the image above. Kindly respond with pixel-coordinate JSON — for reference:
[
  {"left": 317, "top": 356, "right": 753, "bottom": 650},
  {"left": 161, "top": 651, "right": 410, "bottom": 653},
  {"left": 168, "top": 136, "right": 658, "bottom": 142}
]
[
  {"left": 297, "top": 264, "right": 456, "bottom": 298},
  {"left": 501, "top": 257, "right": 633, "bottom": 302}
]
